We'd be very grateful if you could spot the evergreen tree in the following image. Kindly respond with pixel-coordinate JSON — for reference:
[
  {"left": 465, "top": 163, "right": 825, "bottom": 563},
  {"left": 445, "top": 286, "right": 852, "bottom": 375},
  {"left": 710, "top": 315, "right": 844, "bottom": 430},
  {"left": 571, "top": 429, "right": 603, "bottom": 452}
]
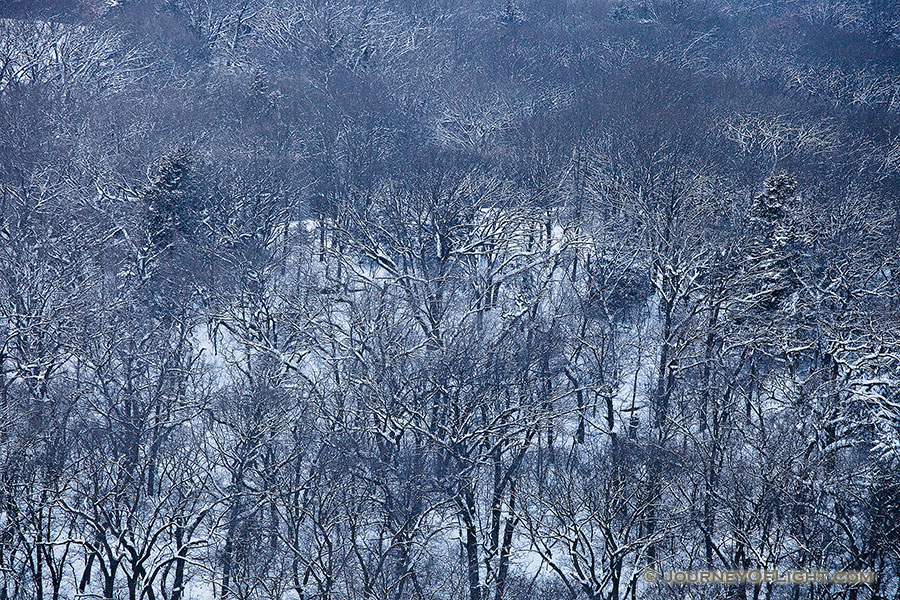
[
  {"left": 745, "top": 172, "right": 799, "bottom": 314},
  {"left": 144, "top": 145, "right": 202, "bottom": 249},
  {"left": 499, "top": 0, "right": 524, "bottom": 26}
]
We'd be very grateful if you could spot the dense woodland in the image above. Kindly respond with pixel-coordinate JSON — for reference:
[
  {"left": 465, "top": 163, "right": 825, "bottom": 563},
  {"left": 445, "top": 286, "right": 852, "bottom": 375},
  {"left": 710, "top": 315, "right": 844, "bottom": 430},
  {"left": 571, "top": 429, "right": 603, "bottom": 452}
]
[{"left": 1, "top": 0, "right": 900, "bottom": 599}]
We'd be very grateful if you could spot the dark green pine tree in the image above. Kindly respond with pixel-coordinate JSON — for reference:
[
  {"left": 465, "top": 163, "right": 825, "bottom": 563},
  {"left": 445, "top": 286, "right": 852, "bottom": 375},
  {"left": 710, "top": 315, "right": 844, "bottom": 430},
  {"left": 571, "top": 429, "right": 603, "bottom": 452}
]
[
  {"left": 746, "top": 172, "right": 799, "bottom": 314},
  {"left": 499, "top": 0, "right": 524, "bottom": 26},
  {"left": 144, "top": 145, "right": 201, "bottom": 249}
]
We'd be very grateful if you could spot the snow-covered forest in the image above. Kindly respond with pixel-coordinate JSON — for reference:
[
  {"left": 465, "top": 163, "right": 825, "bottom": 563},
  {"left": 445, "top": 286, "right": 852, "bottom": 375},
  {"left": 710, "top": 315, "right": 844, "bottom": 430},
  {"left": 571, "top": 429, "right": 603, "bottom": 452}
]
[{"left": 1, "top": 0, "right": 899, "bottom": 599}]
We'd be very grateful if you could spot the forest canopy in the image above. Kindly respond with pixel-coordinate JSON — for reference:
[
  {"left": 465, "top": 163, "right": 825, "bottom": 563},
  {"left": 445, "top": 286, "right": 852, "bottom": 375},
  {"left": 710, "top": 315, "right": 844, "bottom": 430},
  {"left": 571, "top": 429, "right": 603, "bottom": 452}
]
[{"left": 1, "top": 0, "right": 899, "bottom": 599}]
